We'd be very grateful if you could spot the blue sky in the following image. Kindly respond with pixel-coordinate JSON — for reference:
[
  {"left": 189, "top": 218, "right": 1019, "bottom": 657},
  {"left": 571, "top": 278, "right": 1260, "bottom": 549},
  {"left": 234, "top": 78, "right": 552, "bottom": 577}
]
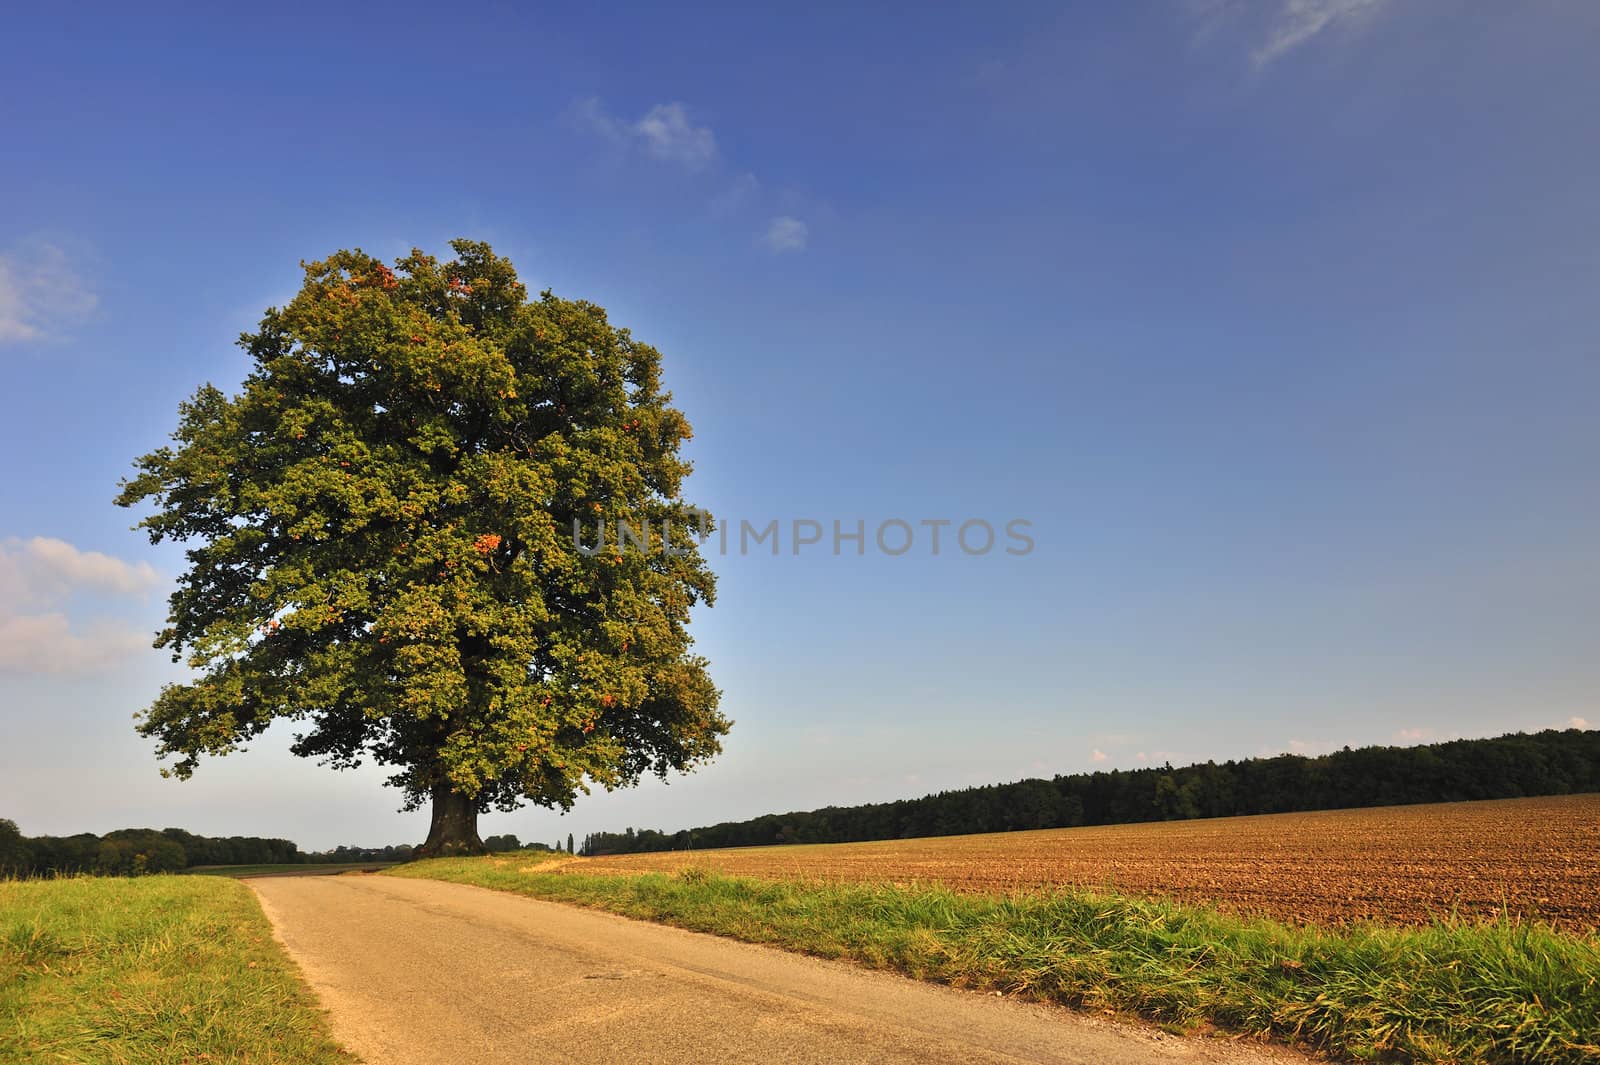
[{"left": 2, "top": 2, "right": 1596, "bottom": 850}]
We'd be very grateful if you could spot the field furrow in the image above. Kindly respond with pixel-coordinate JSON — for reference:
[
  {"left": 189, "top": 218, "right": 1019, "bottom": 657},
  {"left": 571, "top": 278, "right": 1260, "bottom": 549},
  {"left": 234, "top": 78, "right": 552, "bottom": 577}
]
[{"left": 577, "top": 794, "right": 1600, "bottom": 928}]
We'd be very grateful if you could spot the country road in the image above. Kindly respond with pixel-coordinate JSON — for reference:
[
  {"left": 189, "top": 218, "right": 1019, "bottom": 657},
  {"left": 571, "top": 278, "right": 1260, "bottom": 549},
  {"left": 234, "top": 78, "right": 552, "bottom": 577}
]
[{"left": 250, "top": 874, "right": 1311, "bottom": 1065}]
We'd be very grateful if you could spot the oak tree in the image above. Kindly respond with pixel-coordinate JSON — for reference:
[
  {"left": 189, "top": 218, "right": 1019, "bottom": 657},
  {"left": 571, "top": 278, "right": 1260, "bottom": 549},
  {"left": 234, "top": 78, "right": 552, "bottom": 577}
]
[{"left": 117, "top": 241, "right": 727, "bottom": 855}]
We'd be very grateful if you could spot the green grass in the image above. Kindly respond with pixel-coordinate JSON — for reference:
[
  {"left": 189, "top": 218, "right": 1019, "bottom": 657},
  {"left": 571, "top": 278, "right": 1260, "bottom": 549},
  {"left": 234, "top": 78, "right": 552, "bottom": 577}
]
[
  {"left": 187, "top": 862, "right": 396, "bottom": 878},
  {"left": 392, "top": 856, "right": 1600, "bottom": 1064},
  {"left": 0, "top": 876, "right": 350, "bottom": 1064}
]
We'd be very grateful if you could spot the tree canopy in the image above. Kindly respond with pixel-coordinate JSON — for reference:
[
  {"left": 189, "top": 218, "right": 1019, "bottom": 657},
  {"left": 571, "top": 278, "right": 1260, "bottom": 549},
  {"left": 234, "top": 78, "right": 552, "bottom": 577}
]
[{"left": 117, "top": 240, "right": 727, "bottom": 853}]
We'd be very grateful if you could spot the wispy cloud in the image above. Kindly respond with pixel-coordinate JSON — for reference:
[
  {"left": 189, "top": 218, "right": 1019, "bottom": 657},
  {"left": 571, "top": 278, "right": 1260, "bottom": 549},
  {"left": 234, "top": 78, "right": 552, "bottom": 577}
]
[
  {"left": 1188, "top": 0, "right": 1388, "bottom": 67},
  {"left": 763, "top": 216, "right": 809, "bottom": 254},
  {"left": 0, "top": 613, "right": 149, "bottom": 674},
  {"left": 1281, "top": 737, "right": 1351, "bottom": 757},
  {"left": 572, "top": 98, "right": 718, "bottom": 170},
  {"left": 1091, "top": 748, "right": 1108, "bottom": 763},
  {"left": 1571, "top": 716, "right": 1590, "bottom": 730},
  {"left": 569, "top": 97, "right": 624, "bottom": 142},
  {"left": 0, "top": 241, "right": 96, "bottom": 346},
  {"left": 1393, "top": 727, "right": 1431, "bottom": 742},
  {"left": 1, "top": 536, "right": 159, "bottom": 601},
  {"left": 0, "top": 537, "right": 158, "bottom": 674},
  {"left": 572, "top": 100, "right": 815, "bottom": 252},
  {"left": 635, "top": 103, "right": 718, "bottom": 168},
  {"left": 1253, "top": 0, "right": 1387, "bottom": 66},
  {"left": 710, "top": 172, "right": 762, "bottom": 217}
]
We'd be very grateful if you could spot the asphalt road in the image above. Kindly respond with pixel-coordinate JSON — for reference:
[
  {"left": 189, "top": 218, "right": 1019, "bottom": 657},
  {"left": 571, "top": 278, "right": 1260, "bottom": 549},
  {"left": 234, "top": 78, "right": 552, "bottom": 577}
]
[{"left": 250, "top": 874, "right": 1311, "bottom": 1065}]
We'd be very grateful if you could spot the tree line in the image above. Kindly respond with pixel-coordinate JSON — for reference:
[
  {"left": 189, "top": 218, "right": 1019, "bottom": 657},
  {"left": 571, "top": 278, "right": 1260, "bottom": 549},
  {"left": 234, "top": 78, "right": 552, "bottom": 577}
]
[
  {"left": 579, "top": 728, "right": 1599, "bottom": 855},
  {"left": 0, "top": 823, "right": 579, "bottom": 877},
  {"left": 483, "top": 833, "right": 576, "bottom": 855},
  {"left": 0, "top": 823, "right": 417, "bottom": 877}
]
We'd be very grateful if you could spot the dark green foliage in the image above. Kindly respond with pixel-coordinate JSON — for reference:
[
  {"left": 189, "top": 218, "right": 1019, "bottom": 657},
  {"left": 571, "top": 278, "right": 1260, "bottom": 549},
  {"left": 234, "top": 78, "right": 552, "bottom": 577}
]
[
  {"left": 158, "top": 828, "right": 303, "bottom": 867},
  {"left": 581, "top": 728, "right": 1600, "bottom": 855},
  {"left": 482, "top": 833, "right": 521, "bottom": 852},
  {"left": 13, "top": 827, "right": 297, "bottom": 876},
  {"left": 0, "top": 820, "right": 28, "bottom": 876},
  {"left": 95, "top": 831, "right": 188, "bottom": 875},
  {"left": 1, "top": 824, "right": 415, "bottom": 877},
  {"left": 116, "top": 241, "right": 726, "bottom": 823},
  {"left": 302, "top": 842, "right": 415, "bottom": 864}
]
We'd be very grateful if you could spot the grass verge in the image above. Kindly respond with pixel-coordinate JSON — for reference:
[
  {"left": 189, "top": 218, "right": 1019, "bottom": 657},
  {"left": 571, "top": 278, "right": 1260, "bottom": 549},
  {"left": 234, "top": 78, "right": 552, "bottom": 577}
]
[
  {"left": 1, "top": 875, "right": 349, "bottom": 1064},
  {"left": 391, "top": 856, "right": 1600, "bottom": 1064}
]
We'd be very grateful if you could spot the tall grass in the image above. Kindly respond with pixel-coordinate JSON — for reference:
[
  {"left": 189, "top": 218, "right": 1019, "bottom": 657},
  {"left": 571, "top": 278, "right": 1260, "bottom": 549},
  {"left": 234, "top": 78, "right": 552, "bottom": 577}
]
[
  {"left": 394, "top": 857, "right": 1600, "bottom": 1064},
  {"left": 0, "top": 875, "right": 348, "bottom": 1064}
]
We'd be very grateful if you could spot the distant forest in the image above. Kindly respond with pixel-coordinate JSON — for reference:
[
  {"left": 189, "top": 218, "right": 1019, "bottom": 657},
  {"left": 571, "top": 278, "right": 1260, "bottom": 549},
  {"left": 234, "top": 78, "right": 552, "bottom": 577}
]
[
  {"left": 0, "top": 824, "right": 416, "bottom": 877},
  {"left": 579, "top": 728, "right": 1600, "bottom": 856},
  {"left": 0, "top": 823, "right": 569, "bottom": 878}
]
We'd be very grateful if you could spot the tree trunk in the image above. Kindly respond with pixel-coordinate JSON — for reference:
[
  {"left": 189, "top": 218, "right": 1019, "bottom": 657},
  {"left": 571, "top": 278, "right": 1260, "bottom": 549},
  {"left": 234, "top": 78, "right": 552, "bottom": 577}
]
[{"left": 416, "top": 783, "right": 487, "bottom": 857}]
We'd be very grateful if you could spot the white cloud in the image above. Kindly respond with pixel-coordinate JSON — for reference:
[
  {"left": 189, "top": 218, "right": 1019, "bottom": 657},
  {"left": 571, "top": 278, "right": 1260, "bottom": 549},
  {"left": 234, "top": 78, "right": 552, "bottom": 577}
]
[
  {"left": 0, "top": 537, "right": 159, "bottom": 675},
  {"left": 1091, "top": 748, "right": 1108, "bottom": 763},
  {"left": 1, "top": 536, "right": 159, "bottom": 601},
  {"left": 1570, "top": 716, "right": 1590, "bottom": 730},
  {"left": 0, "top": 266, "right": 29, "bottom": 343},
  {"left": 1187, "top": 0, "right": 1388, "bottom": 66},
  {"left": 635, "top": 103, "right": 718, "bottom": 168},
  {"left": 1393, "top": 727, "right": 1431, "bottom": 742},
  {"left": 0, "top": 241, "right": 96, "bottom": 345},
  {"left": 1253, "top": 0, "right": 1387, "bottom": 66},
  {"left": 1284, "top": 737, "right": 1349, "bottom": 757},
  {"left": 0, "top": 613, "right": 148, "bottom": 673},
  {"left": 710, "top": 172, "right": 761, "bottom": 217},
  {"left": 763, "top": 216, "right": 809, "bottom": 254},
  {"left": 571, "top": 101, "right": 827, "bottom": 254},
  {"left": 570, "top": 96, "right": 625, "bottom": 142},
  {"left": 572, "top": 98, "right": 718, "bottom": 170}
]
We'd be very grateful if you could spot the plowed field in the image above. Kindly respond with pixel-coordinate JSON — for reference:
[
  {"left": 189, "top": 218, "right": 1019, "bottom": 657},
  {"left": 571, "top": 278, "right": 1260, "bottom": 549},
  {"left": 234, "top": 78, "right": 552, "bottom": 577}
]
[{"left": 578, "top": 794, "right": 1600, "bottom": 928}]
